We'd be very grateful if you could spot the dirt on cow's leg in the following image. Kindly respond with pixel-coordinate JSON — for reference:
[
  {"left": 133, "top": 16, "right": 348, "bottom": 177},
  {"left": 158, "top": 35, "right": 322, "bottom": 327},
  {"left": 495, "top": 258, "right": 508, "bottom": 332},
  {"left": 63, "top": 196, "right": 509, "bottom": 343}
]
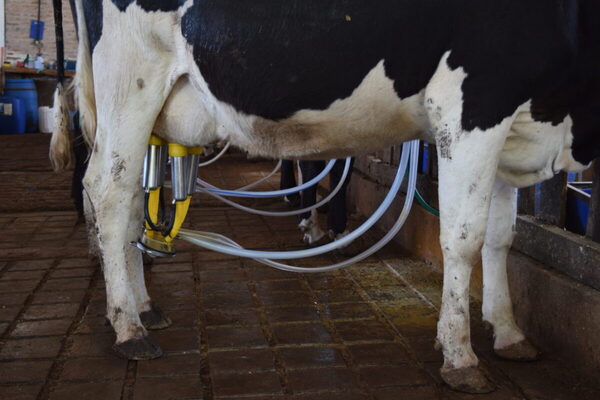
[
  {"left": 482, "top": 179, "right": 540, "bottom": 361},
  {"left": 426, "top": 52, "right": 516, "bottom": 393}
]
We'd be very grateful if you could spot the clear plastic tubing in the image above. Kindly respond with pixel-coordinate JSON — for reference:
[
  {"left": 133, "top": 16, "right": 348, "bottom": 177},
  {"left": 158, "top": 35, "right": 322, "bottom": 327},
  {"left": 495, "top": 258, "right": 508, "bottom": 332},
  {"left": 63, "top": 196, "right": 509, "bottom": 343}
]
[
  {"left": 196, "top": 157, "right": 351, "bottom": 217},
  {"left": 195, "top": 159, "right": 338, "bottom": 198},
  {"left": 198, "top": 142, "right": 231, "bottom": 167},
  {"left": 178, "top": 140, "right": 419, "bottom": 272},
  {"left": 179, "top": 142, "right": 414, "bottom": 259},
  {"left": 235, "top": 159, "right": 283, "bottom": 191}
]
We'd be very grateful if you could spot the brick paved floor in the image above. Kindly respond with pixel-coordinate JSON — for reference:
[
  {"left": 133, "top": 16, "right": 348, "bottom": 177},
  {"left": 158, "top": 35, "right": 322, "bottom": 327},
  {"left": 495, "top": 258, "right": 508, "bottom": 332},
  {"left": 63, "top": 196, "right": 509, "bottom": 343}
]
[{"left": 1, "top": 134, "right": 599, "bottom": 400}]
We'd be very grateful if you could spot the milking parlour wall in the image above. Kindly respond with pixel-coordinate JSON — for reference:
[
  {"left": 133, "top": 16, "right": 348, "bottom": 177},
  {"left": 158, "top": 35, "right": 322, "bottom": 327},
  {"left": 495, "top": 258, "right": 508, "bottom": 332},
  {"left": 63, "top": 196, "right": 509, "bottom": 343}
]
[{"left": 348, "top": 145, "right": 600, "bottom": 376}]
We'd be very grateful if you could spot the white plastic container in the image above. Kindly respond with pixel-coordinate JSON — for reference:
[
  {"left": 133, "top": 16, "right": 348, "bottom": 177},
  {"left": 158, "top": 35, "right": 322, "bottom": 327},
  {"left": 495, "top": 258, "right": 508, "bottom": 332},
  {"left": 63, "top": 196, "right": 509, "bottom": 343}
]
[{"left": 38, "top": 106, "right": 54, "bottom": 133}]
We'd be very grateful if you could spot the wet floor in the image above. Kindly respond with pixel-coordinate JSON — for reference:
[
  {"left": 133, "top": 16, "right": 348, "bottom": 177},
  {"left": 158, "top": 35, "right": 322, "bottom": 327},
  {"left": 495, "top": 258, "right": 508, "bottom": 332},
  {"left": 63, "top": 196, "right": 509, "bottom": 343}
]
[{"left": 1, "top": 134, "right": 599, "bottom": 400}]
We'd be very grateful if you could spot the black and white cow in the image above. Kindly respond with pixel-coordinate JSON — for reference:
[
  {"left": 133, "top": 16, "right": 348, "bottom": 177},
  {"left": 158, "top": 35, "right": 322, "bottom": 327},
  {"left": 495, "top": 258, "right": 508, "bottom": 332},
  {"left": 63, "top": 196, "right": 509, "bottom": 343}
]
[{"left": 50, "top": 0, "right": 599, "bottom": 393}]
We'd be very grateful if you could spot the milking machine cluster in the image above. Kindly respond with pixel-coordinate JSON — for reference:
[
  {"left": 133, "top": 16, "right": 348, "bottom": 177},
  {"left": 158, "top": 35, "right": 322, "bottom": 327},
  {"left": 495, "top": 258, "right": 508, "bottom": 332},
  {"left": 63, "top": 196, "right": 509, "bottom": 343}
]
[{"left": 135, "top": 134, "right": 422, "bottom": 273}]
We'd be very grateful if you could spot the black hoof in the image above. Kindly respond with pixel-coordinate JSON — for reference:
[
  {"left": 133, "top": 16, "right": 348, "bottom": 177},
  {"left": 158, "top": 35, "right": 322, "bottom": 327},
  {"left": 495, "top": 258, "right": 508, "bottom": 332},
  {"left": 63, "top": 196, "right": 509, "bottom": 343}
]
[
  {"left": 441, "top": 366, "right": 495, "bottom": 394},
  {"left": 113, "top": 336, "right": 163, "bottom": 360},
  {"left": 140, "top": 303, "right": 172, "bottom": 330}
]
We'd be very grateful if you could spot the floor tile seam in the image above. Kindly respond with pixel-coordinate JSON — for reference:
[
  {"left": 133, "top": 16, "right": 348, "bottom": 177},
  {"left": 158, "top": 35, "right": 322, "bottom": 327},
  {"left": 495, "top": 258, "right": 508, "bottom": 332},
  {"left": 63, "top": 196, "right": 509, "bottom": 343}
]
[
  {"left": 340, "top": 265, "right": 442, "bottom": 392},
  {"left": 192, "top": 250, "right": 216, "bottom": 400},
  {"left": 297, "top": 275, "right": 377, "bottom": 400},
  {"left": 0, "top": 258, "right": 62, "bottom": 344},
  {"left": 243, "top": 274, "right": 292, "bottom": 396},
  {"left": 36, "top": 266, "right": 101, "bottom": 400}
]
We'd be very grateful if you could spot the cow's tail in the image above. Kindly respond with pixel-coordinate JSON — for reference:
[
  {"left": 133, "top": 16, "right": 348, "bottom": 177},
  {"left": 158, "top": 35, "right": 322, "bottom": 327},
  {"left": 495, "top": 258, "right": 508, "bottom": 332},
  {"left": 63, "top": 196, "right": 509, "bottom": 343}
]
[
  {"left": 49, "top": 0, "right": 96, "bottom": 172},
  {"left": 49, "top": 0, "right": 72, "bottom": 171},
  {"left": 72, "top": 0, "right": 97, "bottom": 149}
]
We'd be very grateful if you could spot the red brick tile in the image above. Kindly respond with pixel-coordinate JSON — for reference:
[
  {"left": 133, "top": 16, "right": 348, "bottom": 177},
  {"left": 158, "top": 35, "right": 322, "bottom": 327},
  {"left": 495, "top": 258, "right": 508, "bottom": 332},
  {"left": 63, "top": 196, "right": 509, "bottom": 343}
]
[
  {"left": 201, "top": 280, "right": 249, "bottom": 293},
  {"left": 405, "top": 337, "right": 443, "bottom": 363},
  {"left": 360, "top": 365, "right": 430, "bottom": 387},
  {"left": 0, "top": 383, "right": 43, "bottom": 400},
  {"left": 0, "top": 270, "right": 46, "bottom": 281},
  {"left": 60, "top": 357, "right": 128, "bottom": 381},
  {"left": 287, "top": 367, "right": 358, "bottom": 393},
  {"left": 153, "top": 329, "right": 199, "bottom": 353},
  {"left": 167, "top": 310, "right": 198, "bottom": 329},
  {"left": 9, "top": 259, "right": 53, "bottom": 271},
  {"left": 205, "top": 308, "right": 260, "bottom": 327},
  {"left": 66, "top": 334, "right": 113, "bottom": 357},
  {"left": 256, "top": 280, "right": 304, "bottom": 292},
  {"left": 272, "top": 323, "right": 332, "bottom": 345},
  {"left": 11, "top": 319, "right": 72, "bottom": 337},
  {"left": 0, "top": 360, "right": 53, "bottom": 383},
  {"left": 151, "top": 263, "right": 193, "bottom": 273},
  {"left": 206, "top": 326, "right": 268, "bottom": 348},
  {"left": 209, "top": 348, "right": 275, "bottom": 373},
  {"left": 133, "top": 376, "right": 202, "bottom": 400},
  {"left": 200, "top": 269, "right": 246, "bottom": 282},
  {"left": 137, "top": 353, "right": 201, "bottom": 377},
  {"left": 347, "top": 343, "right": 410, "bottom": 366},
  {"left": 50, "top": 381, "right": 123, "bottom": 400},
  {"left": 278, "top": 347, "right": 345, "bottom": 368},
  {"left": 307, "top": 277, "right": 355, "bottom": 290},
  {"left": 315, "top": 289, "right": 363, "bottom": 303},
  {"left": 0, "top": 337, "right": 62, "bottom": 359},
  {"left": 374, "top": 385, "right": 440, "bottom": 400},
  {"left": 0, "top": 292, "right": 29, "bottom": 306},
  {"left": 212, "top": 371, "right": 282, "bottom": 397},
  {"left": 22, "top": 303, "right": 80, "bottom": 320},
  {"left": 334, "top": 320, "right": 394, "bottom": 342},
  {"left": 291, "top": 392, "right": 368, "bottom": 400},
  {"left": 320, "top": 303, "right": 374, "bottom": 320},
  {"left": 31, "top": 289, "right": 86, "bottom": 304},
  {"left": 0, "top": 305, "right": 21, "bottom": 321},
  {"left": 50, "top": 267, "right": 95, "bottom": 279},
  {"left": 55, "top": 258, "right": 93, "bottom": 269},
  {"left": 203, "top": 292, "right": 255, "bottom": 309},
  {"left": 41, "top": 277, "right": 90, "bottom": 291},
  {"left": 266, "top": 306, "right": 320, "bottom": 323},
  {"left": 0, "top": 280, "right": 39, "bottom": 293},
  {"left": 259, "top": 291, "right": 312, "bottom": 307}
]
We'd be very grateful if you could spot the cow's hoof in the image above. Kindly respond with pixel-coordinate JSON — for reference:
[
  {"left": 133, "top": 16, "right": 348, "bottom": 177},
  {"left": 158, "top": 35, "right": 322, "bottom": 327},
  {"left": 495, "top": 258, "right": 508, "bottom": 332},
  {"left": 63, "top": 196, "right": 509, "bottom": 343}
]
[
  {"left": 495, "top": 339, "right": 539, "bottom": 361},
  {"left": 440, "top": 366, "right": 495, "bottom": 394},
  {"left": 140, "top": 303, "right": 172, "bottom": 330},
  {"left": 113, "top": 336, "right": 163, "bottom": 360}
]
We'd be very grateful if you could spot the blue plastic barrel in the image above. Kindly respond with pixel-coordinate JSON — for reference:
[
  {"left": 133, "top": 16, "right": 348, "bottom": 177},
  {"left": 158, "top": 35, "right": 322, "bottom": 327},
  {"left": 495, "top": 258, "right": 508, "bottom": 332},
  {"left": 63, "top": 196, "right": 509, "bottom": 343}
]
[
  {"left": 4, "top": 79, "right": 39, "bottom": 132},
  {"left": 0, "top": 96, "right": 26, "bottom": 134}
]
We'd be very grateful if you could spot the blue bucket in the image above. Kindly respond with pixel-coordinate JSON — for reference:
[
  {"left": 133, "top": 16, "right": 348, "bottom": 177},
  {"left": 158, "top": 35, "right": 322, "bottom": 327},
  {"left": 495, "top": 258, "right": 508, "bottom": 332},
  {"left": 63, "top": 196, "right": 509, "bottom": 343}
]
[
  {"left": 4, "top": 79, "right": 39, "bottom": 132},
  {"left": 0, "top": 96, "right": 26, "bottom": 134}
]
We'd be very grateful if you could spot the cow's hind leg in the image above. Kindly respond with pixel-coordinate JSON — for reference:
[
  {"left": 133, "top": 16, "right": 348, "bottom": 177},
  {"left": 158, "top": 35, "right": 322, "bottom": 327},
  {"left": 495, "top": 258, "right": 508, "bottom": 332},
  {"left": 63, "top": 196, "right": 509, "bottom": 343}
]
[
  {"left": 482, "top": 179, "right": 538, "bottom": 360},
  {"left": 128, "top": 187, "right": 171, "bottom": 330},
  {"left": 426, "top": 52, "right": 515, "bottom": 393},
  {"left": 84, "top": 68, "right": 173, "bottom": 359}
]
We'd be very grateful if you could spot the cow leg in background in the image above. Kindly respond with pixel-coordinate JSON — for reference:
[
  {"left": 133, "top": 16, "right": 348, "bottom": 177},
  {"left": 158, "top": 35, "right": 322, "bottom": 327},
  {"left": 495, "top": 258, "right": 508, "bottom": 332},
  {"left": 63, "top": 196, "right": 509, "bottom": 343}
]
[
  {"left": 426, "top": 52, "right": 514, "bottom": 393},
  {"left": 83, "top": 64, "right": 173, "bottom": 360},
  {"left": 298, "top": 161, "right": 326, "bottom": 244},
  {"left": 127, "top": 187, "right": 171, "bottom": 331},
  {"left": 482, "top": 179, "right": 539, "bottom": 360}
]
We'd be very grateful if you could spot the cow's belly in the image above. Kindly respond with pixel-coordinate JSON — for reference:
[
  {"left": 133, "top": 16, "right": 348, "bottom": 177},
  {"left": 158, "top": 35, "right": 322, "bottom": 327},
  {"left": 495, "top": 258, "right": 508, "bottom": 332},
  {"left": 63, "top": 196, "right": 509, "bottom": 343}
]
[
  {"left": 497, "top": 107, "right": 587, "bottom": 188},
  {"left": 193, "top": 60, "right": 431, "bottom": 159}
]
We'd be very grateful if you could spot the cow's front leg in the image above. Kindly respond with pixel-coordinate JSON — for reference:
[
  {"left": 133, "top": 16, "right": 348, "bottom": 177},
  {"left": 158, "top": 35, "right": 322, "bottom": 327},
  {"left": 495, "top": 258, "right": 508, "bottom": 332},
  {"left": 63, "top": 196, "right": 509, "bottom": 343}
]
[{"left": 482, "top": 179, "right": 538, "bottom": 360}]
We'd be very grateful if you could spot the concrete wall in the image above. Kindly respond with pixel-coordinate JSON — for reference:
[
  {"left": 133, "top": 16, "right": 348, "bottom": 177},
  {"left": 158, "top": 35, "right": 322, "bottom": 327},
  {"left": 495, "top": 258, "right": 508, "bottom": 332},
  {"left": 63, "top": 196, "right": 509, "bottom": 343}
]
[{"left": 4, "top": 0, "right": 77, "bottom": 63}]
